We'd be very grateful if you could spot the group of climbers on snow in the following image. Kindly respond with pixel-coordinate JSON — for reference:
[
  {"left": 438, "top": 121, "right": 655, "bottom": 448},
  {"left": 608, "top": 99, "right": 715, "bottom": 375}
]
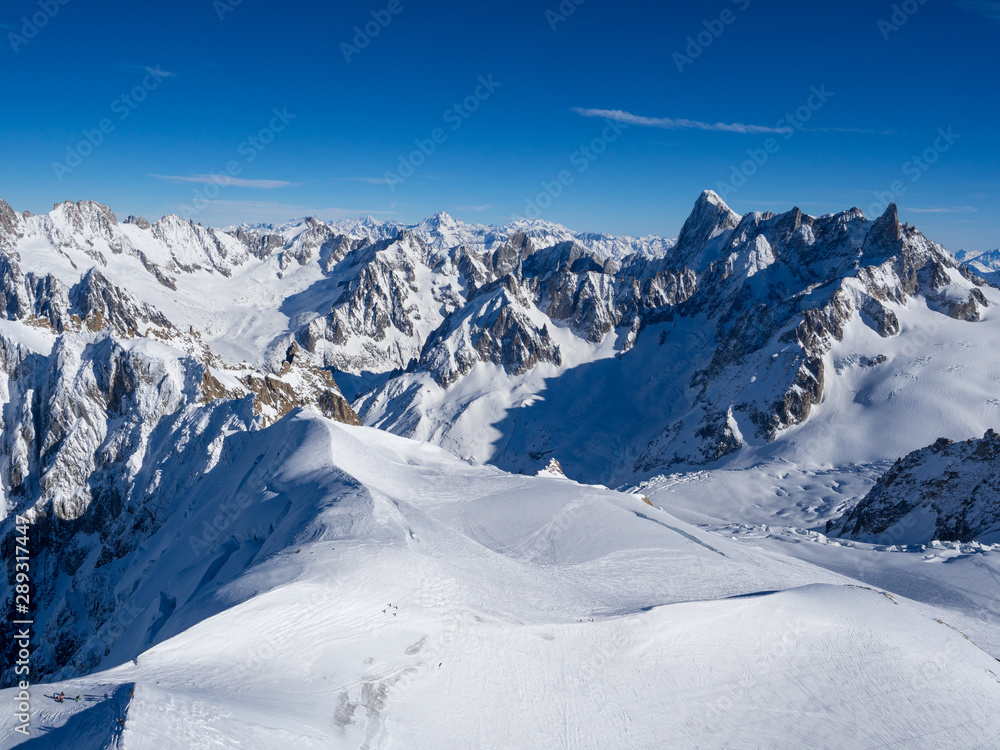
[{"left": 48, "top": 690, "right": 128, "bottom": 733}]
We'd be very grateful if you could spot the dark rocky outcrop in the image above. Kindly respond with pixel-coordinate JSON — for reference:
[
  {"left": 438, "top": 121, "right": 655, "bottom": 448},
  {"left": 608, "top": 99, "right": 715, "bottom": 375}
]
[{"left": 828, "top": 430, "right": 1000, "bottom": 544}]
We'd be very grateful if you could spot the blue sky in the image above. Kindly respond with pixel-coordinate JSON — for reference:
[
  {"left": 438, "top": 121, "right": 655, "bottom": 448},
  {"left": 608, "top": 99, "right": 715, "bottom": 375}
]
[{"left": 2, "top": 0, "right": 999, "bottom": 251}]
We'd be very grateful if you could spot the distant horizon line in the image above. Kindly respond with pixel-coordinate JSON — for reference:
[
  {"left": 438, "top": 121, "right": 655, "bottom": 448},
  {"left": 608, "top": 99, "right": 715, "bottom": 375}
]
[{"left": 3, "top": 194, "right": 996, "bottom": 253}]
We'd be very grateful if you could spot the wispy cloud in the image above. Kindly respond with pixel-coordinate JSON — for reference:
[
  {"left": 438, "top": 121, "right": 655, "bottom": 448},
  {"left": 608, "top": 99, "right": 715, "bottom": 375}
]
[
  {"left": 453, "top": 204, "right": 495, "bottom": 212},
  {"left": 338, "top": 175, "right": 451, "bottom": 184},
  {"left": 573, "top": 107, "right": 793, "bottom": 135},
  {"left": 904, "top": 206, "right": 979, "bottom": 213},
  {"left": 338, "top": 177, "right": 395, "bottom": 185},
  {"left": 151, "top": 174, "right": 293, "bottom": 189},
  {"left": 953, "top": 0, "right": 1000, "bottom": 21},
  {"left": 603, "top": 111, "right": 893, "bottom": 137}
]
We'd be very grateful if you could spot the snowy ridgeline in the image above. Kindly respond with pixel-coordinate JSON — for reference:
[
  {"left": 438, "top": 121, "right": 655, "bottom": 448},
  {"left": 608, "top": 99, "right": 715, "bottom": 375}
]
[{"left": 0, "top": 194, "right": 999, "bottom": 747}]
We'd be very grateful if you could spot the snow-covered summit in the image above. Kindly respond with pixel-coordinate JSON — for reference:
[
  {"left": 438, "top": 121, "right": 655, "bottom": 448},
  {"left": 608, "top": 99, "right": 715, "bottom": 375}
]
[{"left": 956, "top": 248, "right": 1000, "bottom": 285}]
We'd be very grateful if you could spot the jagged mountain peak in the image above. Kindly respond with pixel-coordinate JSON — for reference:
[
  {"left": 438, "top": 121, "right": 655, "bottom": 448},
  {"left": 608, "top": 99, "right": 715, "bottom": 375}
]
[
  {"left": 697, "top": 188, "right": 730, "bottom": 209},
  {"left": 424, "top": 210, "right": 456, "bottom": 226},
  {"left": 0, "top": 199, "right": 24, "bottom": 248},
  {"left": 673, "top": 189, "right": 742, "bottom": 270},
  {"left": 48, "top": 199, "right": 119, "bottom": 236},
  {"left": 872, "top": 202, "right": 901, "bottom": 239},
  {"left": 858, "top": 202, "right": 918, "bottom": 267},
  {"left": 123, "top": 215, "right": 151, "bottom": 230},
  {"left": 51, "top": 198, "right": 117, "bottom": 217},
  {"left": 229, "top": 210, "right": 675, "bottom": 263},
  {"left": 3, "top": 191, "right": 995, "bottom": 486},
  {"left": 0, "top": 198, "right": 22, "bottom": 225}
]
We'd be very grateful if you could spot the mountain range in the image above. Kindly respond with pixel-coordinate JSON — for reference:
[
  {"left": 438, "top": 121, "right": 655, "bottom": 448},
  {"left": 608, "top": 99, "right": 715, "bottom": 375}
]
[{"left": 1, "top": 193, "right": 999, "bottom": 748}]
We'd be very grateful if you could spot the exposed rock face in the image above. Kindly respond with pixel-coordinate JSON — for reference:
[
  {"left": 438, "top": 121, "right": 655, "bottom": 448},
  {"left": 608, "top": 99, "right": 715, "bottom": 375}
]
[
  {"left": 4, "top": 194, "right": 992, "bottom": 477},
  {"left": 149, "top": 215, "right": 252, "bottom": 277},
  {"left": 828, "top": 430, "right": 1000, "bottom": 544},
  {"left": 227, "top": 343, "right": 362, "bottom": 426},
  {"left": 0, "top": 201, "right": 359, "bottom": 428},
  {"left": 0, "top": 199, "right": 24, "bottom": 252},
  {"left": 0, "top": 254, "right": 171, "bottom": 336},
  {"left": 0, "top": 201, "right": 356, "bottom": 685},
  {"left": 0, "top": 324, "right": 259, "bottom": 684},
  {"left": 537, "top": 457, "right": 566, "bottom": 477},
  {"left": 319, "top": 196, "right": 992, "bottom": 472},
  {"left": 124, "top": 215, "right": 151, "bottom": 230},
  {"left": 0, "top": 330, "right": 356, "bottom": 686},
  {"left": 416, "top": 280, "right": 561, "bottom": 387},
  {"left": 3, "top": 333, "right": 201, "bottom": 522},
  {"left": 69, "top": 268, "right": 173, "bottom": 335},
  {"left": 629, "top": 201, "right": 990, "bottom": 469},
  {"left": 0, "top": 202, "right": 363, "bottom": 687},
  {"left": 670, "top": 189, "right": 742, "bottom": 271}
]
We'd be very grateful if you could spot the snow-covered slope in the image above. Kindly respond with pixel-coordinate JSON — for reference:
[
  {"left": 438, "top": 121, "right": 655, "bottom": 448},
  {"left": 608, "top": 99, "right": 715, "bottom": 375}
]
[{"left": 3, "top": 412, "right": 1000, "bottom": 749}]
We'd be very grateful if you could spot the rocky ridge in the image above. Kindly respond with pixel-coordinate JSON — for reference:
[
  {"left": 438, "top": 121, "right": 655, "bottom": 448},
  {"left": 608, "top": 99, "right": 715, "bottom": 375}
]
[{"left": 828, "top": 430, "right": 1000, "bottom": 544}]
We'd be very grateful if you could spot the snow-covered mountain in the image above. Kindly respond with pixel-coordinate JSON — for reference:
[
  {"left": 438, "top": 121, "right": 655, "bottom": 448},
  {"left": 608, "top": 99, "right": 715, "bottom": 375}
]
[
  {"left": 3, "top": 192, "right": 998, "bottom": 495},
  {"left": 349, "top": 194, "right": 999, "bottom": 489},
  {"left": 829, "top": 429, "right": 1000, "bottom": 544},
  {"left": 239, "top": 210, "right": 675, "bottom": 262},
  {"left": 957, "top": 247, "right": 1000, "bottom": 285},
  {"left": 2, "top": 193, "right": 1000, "bottom": 748}
]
